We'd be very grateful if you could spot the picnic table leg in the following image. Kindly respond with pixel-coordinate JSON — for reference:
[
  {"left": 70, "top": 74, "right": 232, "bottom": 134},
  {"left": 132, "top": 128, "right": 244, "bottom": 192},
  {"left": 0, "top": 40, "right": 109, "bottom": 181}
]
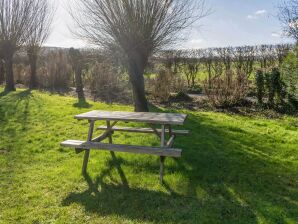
[
  {"left": 82, "top": 120, "right": 95, "bottom": 174},
  {"left": 168, "top": 125, "right": 172, "bottom": 137},
  {"left": 107, "top": 121, "right": 115, "bottom": 157},
  {"left": 160, "top": 124, "right": 166, "bottom": 183}
]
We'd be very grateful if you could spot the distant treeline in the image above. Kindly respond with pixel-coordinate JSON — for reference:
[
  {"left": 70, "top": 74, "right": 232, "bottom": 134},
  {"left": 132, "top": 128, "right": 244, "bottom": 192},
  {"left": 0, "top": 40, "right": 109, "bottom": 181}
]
[
  {"left": 156, "top": 44, "right": 294, "bottom": 75},
  {"left": 0, "top": 43, "right": 294, "bottom": 93}
]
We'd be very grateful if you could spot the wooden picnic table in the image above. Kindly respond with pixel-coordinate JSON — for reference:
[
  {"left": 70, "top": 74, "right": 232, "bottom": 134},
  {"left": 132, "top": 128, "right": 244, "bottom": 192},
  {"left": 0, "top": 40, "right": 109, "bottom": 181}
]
[{"left": 61, "top": 110, "right": 189, "bottom": 183}]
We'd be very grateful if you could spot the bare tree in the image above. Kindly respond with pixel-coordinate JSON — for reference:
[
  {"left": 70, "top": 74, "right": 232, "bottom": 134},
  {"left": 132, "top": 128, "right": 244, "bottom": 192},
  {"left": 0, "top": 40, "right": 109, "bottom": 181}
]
[
  {"left": 0, "top": 0, "right": 43, "bottom": 91},
  {"left": 26, "top": 0, "right": 53, "bottom": 89},
  {"left": 276, "top": 44, "right": 292, "bottom": 66},
  {"left": 69, "top": 48, "right": 85, "bottom": 101},
  {"left": 278, "top": 0, "right": 298, "bottom": 41},
  {"left": 202, "top": 48, "right": 214, "bottom": 88},
  {"left": 71, "top": 0, "right": 208, "bottom": 111}
]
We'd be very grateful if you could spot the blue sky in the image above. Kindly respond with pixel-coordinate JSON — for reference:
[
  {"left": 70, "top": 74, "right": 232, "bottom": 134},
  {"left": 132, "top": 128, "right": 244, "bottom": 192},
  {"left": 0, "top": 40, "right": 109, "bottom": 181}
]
[{"left": 45, "top": 0, "right": 294, "bottom": 49}]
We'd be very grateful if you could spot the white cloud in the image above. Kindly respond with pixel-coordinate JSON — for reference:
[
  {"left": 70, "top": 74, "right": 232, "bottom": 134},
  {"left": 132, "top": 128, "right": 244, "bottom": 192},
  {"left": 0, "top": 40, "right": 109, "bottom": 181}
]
[
  {"left": 247, "top": 9, "right": 267, "bottom": 20},
  {"left": 180, "top": 38, "right": 205, "bottom": 49},
  {"left": 271, "top": 32, "right": 281, "bottom": 38},
  {"left": 255, "top": 10, "right": 267, "bottom": 15},
  {"left": 247, "top": 15, "right": 255, "bottom": 20},
  {"left": 187, "top": 38, "right": 205, "bottom": 48}
]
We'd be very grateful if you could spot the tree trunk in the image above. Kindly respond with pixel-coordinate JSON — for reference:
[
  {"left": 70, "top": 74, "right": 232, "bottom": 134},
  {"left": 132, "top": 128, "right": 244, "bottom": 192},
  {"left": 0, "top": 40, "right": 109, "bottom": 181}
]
[
  {"left": 75, "top": 67, "right": 85, "bottom": 100},
  {"left": 27, "top": 46, "right": 39, "bottom": 89},
  {"left": 130, "top": 73, "right": 148, "bottom": 112},
  {"left": 128, "top": 54, "right": 149, "bottom": 112},
  {"left": 0, "top": 60, "right": 4, "bottom": 85},
  {"left": 4, "top": 56, "right": 15, "bottom": 91},
  {"left": 29, "top": 55, "right": 38, "bottom": 89}
]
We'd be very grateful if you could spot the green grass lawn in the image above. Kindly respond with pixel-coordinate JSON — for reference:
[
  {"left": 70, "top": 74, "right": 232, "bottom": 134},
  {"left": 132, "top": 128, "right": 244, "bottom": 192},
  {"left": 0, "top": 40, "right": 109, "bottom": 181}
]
[{"left": 0, "top": 88, "right": 297, "bottom": 224}]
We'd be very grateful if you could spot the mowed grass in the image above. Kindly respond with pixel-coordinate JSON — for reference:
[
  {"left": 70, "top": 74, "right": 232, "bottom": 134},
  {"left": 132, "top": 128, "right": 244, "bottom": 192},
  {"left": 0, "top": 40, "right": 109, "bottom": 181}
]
[{"left": 0, "top": 88, "right": 297, "bottom": 224}]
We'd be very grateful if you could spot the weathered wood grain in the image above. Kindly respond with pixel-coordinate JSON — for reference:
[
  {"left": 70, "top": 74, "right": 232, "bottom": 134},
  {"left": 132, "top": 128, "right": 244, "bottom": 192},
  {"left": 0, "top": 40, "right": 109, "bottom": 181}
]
[
  {"left": 97, "top": 126, "right": 190, "bottom": 135},
  {"left": 82, "top": 120, "right": 94, "bottom": 173},
  {"left": 75, "top": 110, "right": 187, "bottom": 125},
  {"left": 166, "top": 135, "right": 175, "bottom": 148},
  {"left": 160, "top": 125, "right": 166, "bottom": 183},
  {"left": 61, "top": 140, "right": 182, "bottom": 157}
]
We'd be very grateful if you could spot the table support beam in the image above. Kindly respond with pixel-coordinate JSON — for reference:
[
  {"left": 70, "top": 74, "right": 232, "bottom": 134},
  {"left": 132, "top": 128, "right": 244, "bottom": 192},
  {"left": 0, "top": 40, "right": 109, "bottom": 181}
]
[
  {"left": 107, "top": 121, "right": 116, "bottom": 157},
  {"left": 148, "top": 124, "right": 161, "bottom": 139},
  {"left": 82, "top": 120, "right": 95, "bottom": 174},
  {"left": 160, "top": 125, "right": 166, "bottom": 183}
]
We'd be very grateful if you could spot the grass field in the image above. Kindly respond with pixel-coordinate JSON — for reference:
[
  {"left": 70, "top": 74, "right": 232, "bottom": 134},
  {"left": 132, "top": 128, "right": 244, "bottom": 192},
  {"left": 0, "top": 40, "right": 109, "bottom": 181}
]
[{"left": 0, "top": 88, "right": 297, "bottom": 224}]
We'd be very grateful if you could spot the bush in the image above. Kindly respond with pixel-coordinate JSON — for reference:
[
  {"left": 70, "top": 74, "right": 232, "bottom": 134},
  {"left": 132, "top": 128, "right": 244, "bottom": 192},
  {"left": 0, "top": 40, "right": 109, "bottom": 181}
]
[
  {"left": 38, "top": 50, "right": 72, "bottom": 90},
  {"left": 281, "top": 44, "right": 298, "bottom": 108},
  {"left": 263, "top": 68, "right": 286, "bottom": 108},
  {"left": 169, "top": 91, "right": 192, "bottom": 102},
  {"left": 85, "top": 61, "right": 123, "bottom": 103},
  {"left": 149, "top": 68, "right": 172, "bottom": 103},
  {"left": 255, "top": 70, "right": 265, "bottom": 105},
  {"left": 265, "top": 72, "right": 275, "bottom": 107},
  {"left": 204, "top": 70, "right": 249, "bottom": 108},
  {"left": 187, "top": 84, "right": 203, "bottom": 94}
]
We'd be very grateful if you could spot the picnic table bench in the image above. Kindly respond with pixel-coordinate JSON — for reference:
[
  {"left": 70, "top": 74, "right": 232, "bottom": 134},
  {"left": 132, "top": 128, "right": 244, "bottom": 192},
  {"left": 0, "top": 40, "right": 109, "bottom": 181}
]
[{"left": 61, "top": 110, "right": 189, "bottom": 183}]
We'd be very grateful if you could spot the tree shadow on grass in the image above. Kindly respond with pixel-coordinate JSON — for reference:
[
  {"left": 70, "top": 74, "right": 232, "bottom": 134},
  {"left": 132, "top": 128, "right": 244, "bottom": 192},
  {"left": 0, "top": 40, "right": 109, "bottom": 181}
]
[
  {"left": 62, "top": 109, "right": 297, "bottom": 223},
  {"left": 0, "top": 90, "right": 10, "bottom": 98},
  {"left": 171, "top": 113, "right": 298, "bottom": 224},
  {"left": 73, "top": 98, "right": 92, "bottom": 109},
  {"left": 0, "top": 89, "right": 33, "bottom": 154},
  {"left": 62, "top": 153, "right": 256, "bottom": 224},
  {"left": 0, "top": 89, "right": 32, "bottom": 123}
]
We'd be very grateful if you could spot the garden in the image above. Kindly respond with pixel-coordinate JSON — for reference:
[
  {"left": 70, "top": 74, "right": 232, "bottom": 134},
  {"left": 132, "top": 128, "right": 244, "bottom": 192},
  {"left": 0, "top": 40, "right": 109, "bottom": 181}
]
[{"left": 0, "top": 0, "right": 297, "bottom": 223}]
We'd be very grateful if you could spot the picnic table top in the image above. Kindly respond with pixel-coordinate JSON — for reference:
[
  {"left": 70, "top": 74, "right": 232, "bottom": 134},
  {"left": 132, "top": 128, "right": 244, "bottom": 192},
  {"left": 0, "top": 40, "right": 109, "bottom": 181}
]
[{"left": 75, "top": 110, "right": 187, "bottom": 125}]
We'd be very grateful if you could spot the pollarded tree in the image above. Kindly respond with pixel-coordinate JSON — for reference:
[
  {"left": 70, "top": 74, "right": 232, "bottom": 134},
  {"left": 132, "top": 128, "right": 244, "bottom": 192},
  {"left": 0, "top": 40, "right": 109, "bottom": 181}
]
[
  {"left": 26, "top": 0, "right": 53, "bottom": 89},
  {"left": 71, "top": 0, "right": 208, "bottom": 112},
  {"left": 69, "top": 48, "right": 85, "bottom": 101},
  {"left": 0, "top": 0, "right": 43, "bottom": 91}
]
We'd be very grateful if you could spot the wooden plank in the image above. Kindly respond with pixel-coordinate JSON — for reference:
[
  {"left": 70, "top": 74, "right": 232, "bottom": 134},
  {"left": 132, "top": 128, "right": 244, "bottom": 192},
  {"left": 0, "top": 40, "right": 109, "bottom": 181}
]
[
  {"left": 75, "top": 110, "right": 187, "bottom": 125},
  {"left": 82, "top": 120, "right": 94, "bottom": 173},
  {"left": 92, "top": 131, "right": 110, "bottom": 142},
  {"left": 161, "top": 125, "right": 165, "bottom": 147},
  {"left": 61, "top": 140, "right": 182, "bottom": 158},
  {"left": 148, "top": 124, "right": 161, "bottom": 139},
  {"left": 168, "top": 125, "right": 173, "bottom": 136},
  {"left": 75, "top": 148, "right": 85, "bottom": 154},
  {"left": 160, "top": 125, "right": 166, "bottom": 183},
  {"left": 107, "top": 121, "right": 116, "bottom": 157},
  {"left": 166, "top": 135, "right": 175, "bottom": 148},
  {"left": 107, "top": 121, "right": 113, "bottom": 144},
  {"left": 97, "top": 126, "right": 190, "bottom": 135}
]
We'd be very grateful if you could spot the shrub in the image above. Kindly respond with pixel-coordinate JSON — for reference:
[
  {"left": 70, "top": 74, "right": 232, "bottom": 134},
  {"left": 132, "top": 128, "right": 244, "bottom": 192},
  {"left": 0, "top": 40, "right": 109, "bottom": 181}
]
[
  {"left": 264, "top": 68, "right": 286, "bottom": 108},
  {"left": 265, "top": 72, "right": 275, "bottom": 107},
  {"left": 170, "top": 91, "right": 192, "bottom": 102},
  {"left": 149, "top": 68, "right": 172, "bottom": 103},
  {"left": 204, "top": 70, "right": 249, "bottom": 108},
  {"left": 187, "top": 84, "right": 203, "bottom": 94},
  {"left": 271, "top": 68, "right": 286, "bottom": 105},
  {"left": 171, "top": 73, "right": 187, "bottom": 93},
  {"left": 38, "top": 50, "right": 72, "bottom": 90},
  {"left": 255, "top": 70, "right": 265, "bottom": 105},
  {"left": 281, "top": 44, "right": 298, "bottom": 108},
  {"left": 85, "top": 61, "right": 122, "bottom": 103}
]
